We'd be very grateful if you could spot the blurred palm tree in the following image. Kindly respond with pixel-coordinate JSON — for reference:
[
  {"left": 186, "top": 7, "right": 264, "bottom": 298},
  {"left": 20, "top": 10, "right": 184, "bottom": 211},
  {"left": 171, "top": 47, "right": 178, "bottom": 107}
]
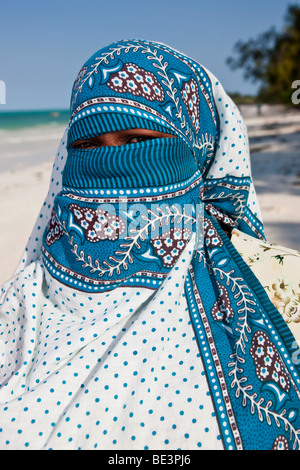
[{"left": 226, "top": 4, "right": 300, "bottom": 104}]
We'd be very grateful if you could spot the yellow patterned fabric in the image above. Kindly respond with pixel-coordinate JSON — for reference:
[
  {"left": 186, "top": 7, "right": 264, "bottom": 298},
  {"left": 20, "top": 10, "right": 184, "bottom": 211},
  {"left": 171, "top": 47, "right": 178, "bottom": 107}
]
[{"left": 231, "top": 229, "right": 300, "bottom": 341}]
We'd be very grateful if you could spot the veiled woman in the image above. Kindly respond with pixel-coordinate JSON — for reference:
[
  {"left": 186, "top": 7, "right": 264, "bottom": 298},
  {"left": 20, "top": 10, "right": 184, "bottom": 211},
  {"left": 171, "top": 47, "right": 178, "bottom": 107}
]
[{"left": 1, "top": 39, "right": 300, "bottom": 450}]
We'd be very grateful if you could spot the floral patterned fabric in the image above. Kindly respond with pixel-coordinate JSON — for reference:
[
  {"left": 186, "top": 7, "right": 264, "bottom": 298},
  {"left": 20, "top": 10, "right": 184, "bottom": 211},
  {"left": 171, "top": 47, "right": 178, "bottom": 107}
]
[{"left": 231, "top": 229, "right": 300, "bottom": 341}]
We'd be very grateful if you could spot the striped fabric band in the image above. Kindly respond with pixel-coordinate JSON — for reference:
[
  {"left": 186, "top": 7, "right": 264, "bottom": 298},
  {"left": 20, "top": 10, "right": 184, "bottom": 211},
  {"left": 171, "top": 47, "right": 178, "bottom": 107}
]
[
  {"left": 67, "top": 111, "right": 183, "bottom": 149},
  {"left": 63, "top": 137, "right": 197, "bottom": 189}
]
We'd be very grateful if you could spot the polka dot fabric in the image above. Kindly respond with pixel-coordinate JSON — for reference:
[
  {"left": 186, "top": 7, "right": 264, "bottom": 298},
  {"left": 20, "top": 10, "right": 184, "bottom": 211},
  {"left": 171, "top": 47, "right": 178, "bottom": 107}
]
[
  {"left": 204, "top": 70, "right": 262, "bottom": 221},
  {"left": 0, "top": 242, "right": 222, "bottom": 450}
]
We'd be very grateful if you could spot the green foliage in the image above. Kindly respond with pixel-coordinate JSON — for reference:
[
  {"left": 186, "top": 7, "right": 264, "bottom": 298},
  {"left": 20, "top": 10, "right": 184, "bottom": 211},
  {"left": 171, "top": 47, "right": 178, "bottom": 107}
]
[
  {"left": 227, "top": 92, "right": 258, "bottom": 104},
  {"left": 226, "top": 4, "right": 300, "bottom": 104}
]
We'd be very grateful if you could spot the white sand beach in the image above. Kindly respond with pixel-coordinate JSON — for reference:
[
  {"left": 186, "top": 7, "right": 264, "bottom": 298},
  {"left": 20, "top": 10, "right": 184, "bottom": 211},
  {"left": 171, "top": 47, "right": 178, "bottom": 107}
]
[
  {"left": 242, "top": 104, "right": 300, "bottom": 250},
  {"left": 0, "top": 105, "right": 299, "bottom": 285},
  {"left": 0, "top": 124, "right": 65, "bottom": 284}
]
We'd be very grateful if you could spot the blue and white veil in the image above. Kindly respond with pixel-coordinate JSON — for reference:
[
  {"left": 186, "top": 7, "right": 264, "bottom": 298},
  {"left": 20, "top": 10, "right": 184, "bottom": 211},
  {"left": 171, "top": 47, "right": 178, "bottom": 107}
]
[{"left": 1, "top": 40, "right": 300, "bottom": 450}]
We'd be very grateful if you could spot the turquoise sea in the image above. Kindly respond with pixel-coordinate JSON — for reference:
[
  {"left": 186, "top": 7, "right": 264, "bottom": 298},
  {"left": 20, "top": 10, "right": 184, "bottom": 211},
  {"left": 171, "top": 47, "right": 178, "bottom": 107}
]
[
  {"left": 0, "top": 110, "right": 69, "bottom": 172},
  {"left": 0, "top": 109, "right": 69, "bottom": 130}
]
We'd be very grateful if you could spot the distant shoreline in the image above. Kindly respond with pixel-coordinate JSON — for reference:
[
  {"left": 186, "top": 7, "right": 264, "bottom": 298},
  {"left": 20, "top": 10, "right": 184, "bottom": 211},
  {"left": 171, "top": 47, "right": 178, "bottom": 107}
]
[{"left": 0, "top": 109, "right": 69, "bottom": 130}]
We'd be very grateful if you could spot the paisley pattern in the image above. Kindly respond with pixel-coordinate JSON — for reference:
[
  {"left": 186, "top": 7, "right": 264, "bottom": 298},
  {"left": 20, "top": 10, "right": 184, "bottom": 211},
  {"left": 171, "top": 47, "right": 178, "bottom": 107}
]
[
  {"left": 250, "top": 330, "right": 290, "bottom": 391},
  {"left": 69, "top": 203, "right": 126, "bottom": 242},
  {"left": 1, "top": 39, "right": 300, "bottom": 451},
  {"left": 211, "top": 280, "right": 234, "bottom": 322},
  {"left": 45, "top": 209, "right": 64, "bottom": 246},
  {"left": 181, "top": 78, "right": 200, "bottom": 132},
  {"left": 203, "top": 217, "right": 223, "bottom": 247},
  {"left": 107, "top": 63, "right": 164, "bottom": 101},
  {"left": 150, "top": 227, "right": 192, "bottom": 267}
]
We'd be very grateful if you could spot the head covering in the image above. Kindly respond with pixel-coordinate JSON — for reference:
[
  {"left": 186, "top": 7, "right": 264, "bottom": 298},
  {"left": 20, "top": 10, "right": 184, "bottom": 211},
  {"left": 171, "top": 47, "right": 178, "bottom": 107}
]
[{"left": 1, "top": 39, "right": 300, "bottom": 451}]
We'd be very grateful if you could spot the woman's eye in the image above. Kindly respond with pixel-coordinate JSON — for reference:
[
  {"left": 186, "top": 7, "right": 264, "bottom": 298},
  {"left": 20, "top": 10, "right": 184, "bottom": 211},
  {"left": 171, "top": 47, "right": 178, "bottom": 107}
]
[
  {"left": 128, "top": 136, "right": 153, "bottom": 144},
  {"left": 72, "top": 141, "right": 96, "bottom": 149},
  {"left": 71, "top": 134, "right": 157, "bottom": 148}
]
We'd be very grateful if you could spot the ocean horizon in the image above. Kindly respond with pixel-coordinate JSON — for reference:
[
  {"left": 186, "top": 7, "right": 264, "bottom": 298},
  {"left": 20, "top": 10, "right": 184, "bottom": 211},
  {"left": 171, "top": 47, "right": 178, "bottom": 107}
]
[
  {"left": 0, "top": 109, "right": 69, "bottom": 172},
  {"left": 0, "top": 109, "right": 69, "bottom": 131}
]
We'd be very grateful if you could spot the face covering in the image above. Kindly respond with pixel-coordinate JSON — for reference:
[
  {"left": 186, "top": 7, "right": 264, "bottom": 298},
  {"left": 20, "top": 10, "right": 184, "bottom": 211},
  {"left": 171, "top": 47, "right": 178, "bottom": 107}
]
[
  {"left": 1, "top": 39, "right": 300, "bottom": 451},
  {"left": 42, "top": 39, "right": 263, "bottom": 292}
]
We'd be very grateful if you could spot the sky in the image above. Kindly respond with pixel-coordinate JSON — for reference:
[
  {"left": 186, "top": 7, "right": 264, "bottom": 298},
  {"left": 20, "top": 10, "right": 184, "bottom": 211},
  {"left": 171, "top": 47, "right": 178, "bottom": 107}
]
[{"left": 0, "top": 0, "right": 297, "bottom": 111}]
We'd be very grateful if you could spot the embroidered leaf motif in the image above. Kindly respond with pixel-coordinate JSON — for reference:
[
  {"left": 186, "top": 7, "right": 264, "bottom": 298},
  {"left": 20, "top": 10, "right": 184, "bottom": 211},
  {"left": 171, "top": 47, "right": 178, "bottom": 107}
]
[{"left": 60, "top": 204, "right": 196, "bottom": 277}]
